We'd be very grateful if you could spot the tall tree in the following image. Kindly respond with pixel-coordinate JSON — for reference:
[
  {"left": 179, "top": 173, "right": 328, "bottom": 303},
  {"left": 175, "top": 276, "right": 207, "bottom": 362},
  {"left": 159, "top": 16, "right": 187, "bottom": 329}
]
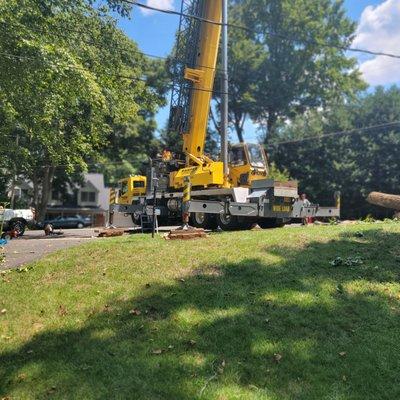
[
  {"left": 271, "top": 86, "right": 400, "bottom": 218},
  {"left": 216, "top": 0, "right": 366, "bottom": 143},
  {"left": 0, "top": 0, "right": 166, "bottom": 219}
]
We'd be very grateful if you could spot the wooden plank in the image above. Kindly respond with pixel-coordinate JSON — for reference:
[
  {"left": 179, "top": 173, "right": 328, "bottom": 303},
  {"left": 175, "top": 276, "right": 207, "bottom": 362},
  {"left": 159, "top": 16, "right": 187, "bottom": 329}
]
[
  {"left": 97, "top": 229, "right": 125, "bottom": 238},
  {"left": 166, "top": 228, "right": 207, "bottom": 241}
]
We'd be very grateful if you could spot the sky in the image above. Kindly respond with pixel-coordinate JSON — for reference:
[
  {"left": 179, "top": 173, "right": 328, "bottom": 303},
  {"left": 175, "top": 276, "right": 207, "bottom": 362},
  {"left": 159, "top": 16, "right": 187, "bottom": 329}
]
[{"left": 117, "top": 0, "right": 400, "bottom": 140}]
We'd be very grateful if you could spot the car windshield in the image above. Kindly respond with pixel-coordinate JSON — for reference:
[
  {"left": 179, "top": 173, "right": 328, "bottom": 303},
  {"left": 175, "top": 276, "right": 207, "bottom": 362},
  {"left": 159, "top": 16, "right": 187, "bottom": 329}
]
[{"left": 247, "top": 144, "right": 266, "bottom": 168}]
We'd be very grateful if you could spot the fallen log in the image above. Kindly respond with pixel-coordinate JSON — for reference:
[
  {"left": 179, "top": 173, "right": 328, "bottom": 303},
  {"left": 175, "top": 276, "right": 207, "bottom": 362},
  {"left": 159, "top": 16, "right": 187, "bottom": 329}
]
[{"left": 367, "top": 192, "right": 400, "bottom": 211}]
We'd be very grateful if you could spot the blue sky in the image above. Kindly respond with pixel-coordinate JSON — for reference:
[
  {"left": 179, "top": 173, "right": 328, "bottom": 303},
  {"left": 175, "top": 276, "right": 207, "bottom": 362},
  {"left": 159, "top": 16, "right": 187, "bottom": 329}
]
[{"left": 117, "top": 0, "right": 400, "bottom": 141}]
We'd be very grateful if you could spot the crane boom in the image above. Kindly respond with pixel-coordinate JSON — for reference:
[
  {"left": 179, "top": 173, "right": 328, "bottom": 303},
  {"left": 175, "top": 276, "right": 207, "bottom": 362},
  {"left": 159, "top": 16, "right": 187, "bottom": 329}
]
[{"left": 169, "top": 0, "right": 222, "bottom": 161}]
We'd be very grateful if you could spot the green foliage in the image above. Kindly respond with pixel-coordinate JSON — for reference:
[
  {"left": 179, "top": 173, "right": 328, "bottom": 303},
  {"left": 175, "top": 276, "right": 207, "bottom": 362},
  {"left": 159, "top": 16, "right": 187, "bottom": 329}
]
[
  {"left": 268, "top": 161, "right": 291, "bottom": 181},
  {"left": 0, "top": 0, "right": 167, "bottom": 216},
  {"left": 219, "top": 0, "right": 366, "bottom": 143},
  {"left": 271, "top": 86, "right": 400, "bottom": 218}
]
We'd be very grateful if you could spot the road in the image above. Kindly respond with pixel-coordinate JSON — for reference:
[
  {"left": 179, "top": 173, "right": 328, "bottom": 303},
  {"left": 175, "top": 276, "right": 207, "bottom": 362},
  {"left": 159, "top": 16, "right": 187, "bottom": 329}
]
[
  {"left": 1, "top": 228, "right": 98, "bottom": 270},
  {"left": 1, "top": 225, "right": 178, "bottom": 270}
]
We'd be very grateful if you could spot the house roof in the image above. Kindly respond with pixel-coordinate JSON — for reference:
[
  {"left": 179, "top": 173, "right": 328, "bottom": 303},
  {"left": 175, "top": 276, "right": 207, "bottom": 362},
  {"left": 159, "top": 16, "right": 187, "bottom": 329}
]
[{"left": 83, "top": 173, "right": 107, "bottom": 191}]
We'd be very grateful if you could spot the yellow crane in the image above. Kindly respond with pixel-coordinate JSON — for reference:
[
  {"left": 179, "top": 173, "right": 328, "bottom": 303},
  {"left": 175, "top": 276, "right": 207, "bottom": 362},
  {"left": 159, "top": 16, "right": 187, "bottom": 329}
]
[{"left": 110, "top": 0, "right": 340, "bottom": 230}]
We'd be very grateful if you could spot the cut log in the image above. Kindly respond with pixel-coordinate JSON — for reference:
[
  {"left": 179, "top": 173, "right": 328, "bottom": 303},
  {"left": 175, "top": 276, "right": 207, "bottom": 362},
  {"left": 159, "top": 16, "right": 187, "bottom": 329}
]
[{"left": 367, "top": 192, "right": 400, "bottom": 211}]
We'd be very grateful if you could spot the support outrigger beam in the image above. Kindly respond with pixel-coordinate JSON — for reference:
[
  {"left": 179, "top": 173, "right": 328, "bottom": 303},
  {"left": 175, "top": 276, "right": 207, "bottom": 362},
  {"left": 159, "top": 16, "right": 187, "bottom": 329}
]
[{"left": 166, "top": 176, "right": 207, "bottom": 240}]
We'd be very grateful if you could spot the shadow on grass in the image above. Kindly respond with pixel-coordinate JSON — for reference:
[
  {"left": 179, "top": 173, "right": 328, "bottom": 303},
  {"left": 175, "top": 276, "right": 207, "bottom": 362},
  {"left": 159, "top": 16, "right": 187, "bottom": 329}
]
[{"left": 1, "top": 229, "right": 400, "bottom": 399}]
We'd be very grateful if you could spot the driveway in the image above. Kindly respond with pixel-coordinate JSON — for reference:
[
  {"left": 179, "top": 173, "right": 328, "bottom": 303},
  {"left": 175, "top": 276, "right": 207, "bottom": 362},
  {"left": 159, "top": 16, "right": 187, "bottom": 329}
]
[
  {"left": 1, "top": 228, "right": 98, "bottom": 270},
  {"left": 1, "top": 225, "right": 179, "bottom": 270}
]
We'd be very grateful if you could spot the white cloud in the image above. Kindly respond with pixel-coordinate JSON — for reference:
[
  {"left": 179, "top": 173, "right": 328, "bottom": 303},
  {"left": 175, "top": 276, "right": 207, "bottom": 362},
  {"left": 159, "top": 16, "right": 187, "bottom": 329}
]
[
  {"left": 353, "top": 0, "right": 400, "bottom": 86},
  {"left": 140, "top": 0, "right": 175, "bottom": 16}
]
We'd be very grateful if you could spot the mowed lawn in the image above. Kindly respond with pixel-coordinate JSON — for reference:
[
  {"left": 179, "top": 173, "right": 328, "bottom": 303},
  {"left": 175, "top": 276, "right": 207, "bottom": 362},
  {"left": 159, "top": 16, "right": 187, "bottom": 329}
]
[{"left": 1, "top": 223, "right": 400, "bottom": 400}]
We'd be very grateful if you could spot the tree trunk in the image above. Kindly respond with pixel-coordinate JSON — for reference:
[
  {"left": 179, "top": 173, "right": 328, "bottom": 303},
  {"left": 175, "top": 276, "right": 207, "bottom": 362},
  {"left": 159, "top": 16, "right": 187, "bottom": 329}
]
[
  {"left": 233, "top": 113, "right": 245, "bottom": 143},
  {"left": 37, "top": 166, "right": 55, "bottom": 222},
  {"left": 264, "top": 112, "right": 278, "bottom": 144},
  {"left": 367, "top": 192, "right": 400, "bottom": 211},
  {"left": 32, "top": 172, "right": 39, "bottom": 210}
]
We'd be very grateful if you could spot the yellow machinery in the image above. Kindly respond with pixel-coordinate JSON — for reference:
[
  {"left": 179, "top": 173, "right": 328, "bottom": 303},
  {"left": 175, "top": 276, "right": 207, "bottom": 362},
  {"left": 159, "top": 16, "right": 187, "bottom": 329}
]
[
  {"left": 113, "top": 176, "right": 146, "bottom": 206},
  {"left": 168, "top": 0, "right": 268, "bottom": 190},
  {"left": 109, "top": 0, "right": 340, "bottom": 230}
]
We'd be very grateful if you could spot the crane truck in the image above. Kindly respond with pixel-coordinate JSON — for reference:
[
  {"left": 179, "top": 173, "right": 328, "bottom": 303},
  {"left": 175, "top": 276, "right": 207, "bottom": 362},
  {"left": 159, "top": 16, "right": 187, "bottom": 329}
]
[{"left": 109, "top": 0, "right": 340, "bottom": 231}]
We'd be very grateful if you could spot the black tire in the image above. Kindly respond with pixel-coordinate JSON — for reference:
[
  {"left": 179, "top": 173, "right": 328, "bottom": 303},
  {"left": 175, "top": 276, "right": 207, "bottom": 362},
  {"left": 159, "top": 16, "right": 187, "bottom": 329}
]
[
  {"left": 10, "top": 220, "right": 26, "bottom": 236},
  {"left": 131, "top": 211, "right": 141, "bottom": 226},
  {"left": 190, "top": 212, "right": 218, "bottom": 230},
  {"left": 216, "top": 212, "right": 239, "bottom": 231},
  {"left": 258, "top": 218, "right": 286, "bottom": 229},
  {"left": 77, "top": 222, "right": 84, "bottom": 229},
  {"left": 236, "top": 217, "right": 254, "bottom": 231}
]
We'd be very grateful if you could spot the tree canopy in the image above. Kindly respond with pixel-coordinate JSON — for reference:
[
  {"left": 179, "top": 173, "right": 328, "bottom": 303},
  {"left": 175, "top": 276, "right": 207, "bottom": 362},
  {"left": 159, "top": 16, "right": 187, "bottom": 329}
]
[
  {"left": 270, "top": 86, "right": 400, "bottom": 218},
  {"left": 215, "top": 0, "right": 366, "bottom": 143},
  {"left": 0, "top": 0, "right": 167, "bottom": 218}
]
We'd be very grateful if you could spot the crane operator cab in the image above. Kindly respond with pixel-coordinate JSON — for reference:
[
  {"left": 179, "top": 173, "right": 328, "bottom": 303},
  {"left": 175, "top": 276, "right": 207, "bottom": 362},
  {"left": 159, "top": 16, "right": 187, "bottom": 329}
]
[
  {"left": 228, "top": 143, "right": 269, "bottom": 187},
  {"left": 116, "top": 175, "right": 147, "bottom": 205}
]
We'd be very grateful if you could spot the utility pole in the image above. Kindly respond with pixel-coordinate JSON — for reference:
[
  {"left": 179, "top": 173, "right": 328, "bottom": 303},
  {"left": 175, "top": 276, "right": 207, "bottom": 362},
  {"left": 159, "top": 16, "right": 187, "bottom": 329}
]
[{"left": 221, "top": 0, "right": 229, "bottom": 185}]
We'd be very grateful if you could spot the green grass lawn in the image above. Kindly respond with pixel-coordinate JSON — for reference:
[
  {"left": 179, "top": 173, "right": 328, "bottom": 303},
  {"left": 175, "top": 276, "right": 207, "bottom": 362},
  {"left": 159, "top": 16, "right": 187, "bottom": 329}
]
[{"left": 1, "top": 223, "right": 400, "bottom": 399}]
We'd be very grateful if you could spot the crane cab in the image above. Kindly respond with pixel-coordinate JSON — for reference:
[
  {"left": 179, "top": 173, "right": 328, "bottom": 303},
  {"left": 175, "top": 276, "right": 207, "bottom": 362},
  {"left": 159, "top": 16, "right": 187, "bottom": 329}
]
[
  {"left": 116, "top": 175, "right": 147, "bottom": 205},
  {"left": 228, "top": 143, "right": 269, "bottom": 187}
]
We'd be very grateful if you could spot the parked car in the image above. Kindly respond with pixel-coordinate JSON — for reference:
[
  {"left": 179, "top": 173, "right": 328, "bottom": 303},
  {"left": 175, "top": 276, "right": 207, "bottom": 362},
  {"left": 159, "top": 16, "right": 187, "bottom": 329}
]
[
  {"left": 39, "top": 215, "right": 91, "bottom": 229},
  {"left": 0, "top": 208, "right": 35, "bottom": 236}
]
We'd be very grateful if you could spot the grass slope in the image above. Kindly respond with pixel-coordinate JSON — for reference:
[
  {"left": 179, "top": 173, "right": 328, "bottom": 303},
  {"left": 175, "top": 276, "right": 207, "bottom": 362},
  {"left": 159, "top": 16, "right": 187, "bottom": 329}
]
[{"left": 1, "top": 223, "right": 400, "bottom": 399}]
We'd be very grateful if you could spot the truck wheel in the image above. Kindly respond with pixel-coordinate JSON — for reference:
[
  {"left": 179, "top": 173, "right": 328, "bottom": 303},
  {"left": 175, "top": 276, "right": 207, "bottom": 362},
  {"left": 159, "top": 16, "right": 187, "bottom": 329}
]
[
  {"left": 217, "top": 212, "right": 239, "bottom": 231},
  {"left": 258, "top": 218, "right": 286, "bottom": 229},
  {"left": 10, "top": 220, "right": 26, "bottom": 236},
  {"left": 190, "top": 212, "right": 218, "bottom": 230},
  {"left": 236, "top": 217, "right": 254, "bottom": 230},
  {"left": 131, "top": 211, "right": 141, "bottom": 226}
]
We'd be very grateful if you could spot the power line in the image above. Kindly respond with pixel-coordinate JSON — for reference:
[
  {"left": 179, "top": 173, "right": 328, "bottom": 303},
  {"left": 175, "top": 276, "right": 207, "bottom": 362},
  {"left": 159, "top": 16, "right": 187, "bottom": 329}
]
[
  {"left": 3, "top": 121, "right": 399, "bottom": 170},
  {"left": 126, "top": 0, "right": 400, "bottom": 60},
  {"left": 0, "top": 50, "right": 229, "bottom": 96},
  {"left": 266, "top": 121, "right": 400, "bottom": 147},
  {"left": 0, "top": 20, "right": 225, "bottom": 75}
]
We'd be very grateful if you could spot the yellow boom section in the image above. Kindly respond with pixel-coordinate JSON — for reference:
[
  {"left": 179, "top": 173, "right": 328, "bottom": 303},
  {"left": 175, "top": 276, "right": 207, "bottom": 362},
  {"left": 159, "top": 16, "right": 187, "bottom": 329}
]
[{"left": 183, "top": 0, "right": 222, "bottom": 160}]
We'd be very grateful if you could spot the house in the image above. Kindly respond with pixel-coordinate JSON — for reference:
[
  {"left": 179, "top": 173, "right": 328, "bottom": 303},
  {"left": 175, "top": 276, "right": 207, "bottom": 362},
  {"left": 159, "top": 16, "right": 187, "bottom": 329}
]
[{"left": 12, "top": 173, "right": 110, "bottom": 227}]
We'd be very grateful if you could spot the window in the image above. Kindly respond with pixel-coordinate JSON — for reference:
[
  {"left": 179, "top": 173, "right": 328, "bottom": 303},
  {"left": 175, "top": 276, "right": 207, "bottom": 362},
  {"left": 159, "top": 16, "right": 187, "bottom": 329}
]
[
  {"left": 247, "top": 144, "right": 266, "bottom": 168},
  {"left": 81, "top": 191, "right": 96, "bottom": 202},
  {"left": 229, "top": 146, "right": 247, "bottom": 166},
  {"left": 120, "top": 181, "right": 128, "bottom": 196},
  {"left": 51, "top": 190, "right": 59, "bottom": 201},
  {"left": 133, "top": 181, "right": 145, "bottom": 189}
]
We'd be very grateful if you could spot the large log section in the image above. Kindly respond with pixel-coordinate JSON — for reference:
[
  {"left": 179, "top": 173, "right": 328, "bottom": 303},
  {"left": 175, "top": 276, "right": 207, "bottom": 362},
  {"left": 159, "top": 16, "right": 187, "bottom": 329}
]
[{"left": 367, "top": 192, "right": 400, "bottom": 211}]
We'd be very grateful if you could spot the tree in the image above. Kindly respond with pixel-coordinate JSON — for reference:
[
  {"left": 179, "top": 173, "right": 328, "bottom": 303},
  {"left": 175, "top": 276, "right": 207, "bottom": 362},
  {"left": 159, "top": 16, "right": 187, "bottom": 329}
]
[
  {"left": 216, "top": 0, "right": 366, "bottom": 143},
  {"left": 270, "top": 86, "right": 400, "bottom": 218},
  {"left": 0, "top": 0, "right": 166, "bottom": 219}
]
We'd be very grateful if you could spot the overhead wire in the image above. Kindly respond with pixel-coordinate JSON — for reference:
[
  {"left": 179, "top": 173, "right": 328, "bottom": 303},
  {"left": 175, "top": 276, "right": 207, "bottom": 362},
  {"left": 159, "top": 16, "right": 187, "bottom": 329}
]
[
  {"left": 125, "top": 0, "right": 400, "bottom": 60},
  {"left": 266, "top": 121, "right": 400, "bottom": 147},
  {"left": 1, "top": 0, "right": 400, "bottom": 156}
]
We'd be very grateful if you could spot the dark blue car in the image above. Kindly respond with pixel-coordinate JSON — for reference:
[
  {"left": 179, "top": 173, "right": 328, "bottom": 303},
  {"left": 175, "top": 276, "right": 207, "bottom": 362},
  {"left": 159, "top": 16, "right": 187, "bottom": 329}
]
[{"left": 40, "top": 215, "right": 91, "bottom": 229}]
